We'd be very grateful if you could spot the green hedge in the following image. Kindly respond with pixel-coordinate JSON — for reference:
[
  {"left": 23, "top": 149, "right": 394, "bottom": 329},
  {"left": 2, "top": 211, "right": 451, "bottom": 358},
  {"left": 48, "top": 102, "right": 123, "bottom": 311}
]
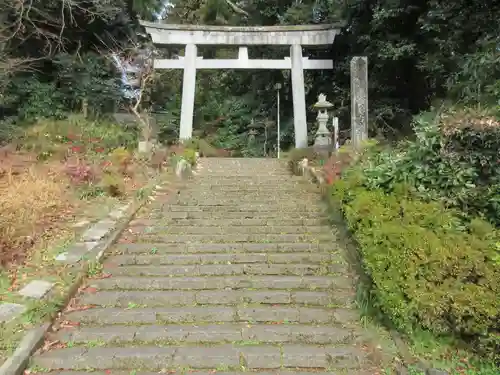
[
  {"left": 361, "top": 108, "right": 500, "bottom": 226},
  {"left": 330, "top": 172, "right": 500, "bottom": 359}
]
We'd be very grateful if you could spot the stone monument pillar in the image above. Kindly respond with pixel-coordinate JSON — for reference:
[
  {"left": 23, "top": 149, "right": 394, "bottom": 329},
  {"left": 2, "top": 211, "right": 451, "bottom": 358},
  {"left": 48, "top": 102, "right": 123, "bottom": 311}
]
[
  {"left": 350, "top": 56, "right": 368, "bottom": 150},
  {"left": 313, "top": 94, "right": 333, "bottom": 152}
]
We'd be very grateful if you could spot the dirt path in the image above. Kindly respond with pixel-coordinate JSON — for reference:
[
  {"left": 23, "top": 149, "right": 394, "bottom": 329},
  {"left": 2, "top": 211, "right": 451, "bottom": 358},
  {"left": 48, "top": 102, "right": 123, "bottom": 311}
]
[{"left": 30, "top": 158, "right": 391, "bottom": 374}]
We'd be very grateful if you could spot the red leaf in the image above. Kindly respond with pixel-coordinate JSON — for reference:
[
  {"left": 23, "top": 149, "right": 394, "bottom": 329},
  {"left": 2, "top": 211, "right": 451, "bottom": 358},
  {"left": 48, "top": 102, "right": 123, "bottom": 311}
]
[
  {"left": 59, "top": 320, "right": 80, "bottom": 328},
  {"left": 65, "top": 304, "right": 96, "bottom": 313},
  {"left": 93, "top": 273, "right": 112, "bottom": 279}
]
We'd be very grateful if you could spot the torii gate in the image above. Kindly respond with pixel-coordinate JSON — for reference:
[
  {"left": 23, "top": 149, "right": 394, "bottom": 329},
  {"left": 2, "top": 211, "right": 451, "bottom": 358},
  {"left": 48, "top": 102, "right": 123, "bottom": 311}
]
[{"left": 140, "top": 21, "right": 342, "bottom": 148}]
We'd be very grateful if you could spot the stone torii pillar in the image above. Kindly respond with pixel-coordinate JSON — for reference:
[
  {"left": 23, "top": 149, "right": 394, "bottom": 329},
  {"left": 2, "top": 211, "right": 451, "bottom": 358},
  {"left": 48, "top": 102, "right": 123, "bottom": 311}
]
[
  {"left": 179, "top": 44, "right": 198, "bottom": 140},
  {"left": 290, "top": 44, "right": 308, "bottom": 148}
]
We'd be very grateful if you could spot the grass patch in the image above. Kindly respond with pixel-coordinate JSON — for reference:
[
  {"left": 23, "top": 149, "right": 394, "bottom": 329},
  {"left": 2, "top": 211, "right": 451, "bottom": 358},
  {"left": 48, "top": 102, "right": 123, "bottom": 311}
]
[{"left": 0, "top": 230, "right": 79, "bottom": 362}]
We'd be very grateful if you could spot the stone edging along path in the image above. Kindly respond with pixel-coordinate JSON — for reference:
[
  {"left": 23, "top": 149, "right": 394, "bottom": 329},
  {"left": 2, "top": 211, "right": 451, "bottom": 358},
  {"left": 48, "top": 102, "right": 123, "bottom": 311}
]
[
  {"left": 0, "top": 157, "right": 194, "bottom": 375},
  {"left": 293, "top": 158, "right": 449, "bottom": 375}
]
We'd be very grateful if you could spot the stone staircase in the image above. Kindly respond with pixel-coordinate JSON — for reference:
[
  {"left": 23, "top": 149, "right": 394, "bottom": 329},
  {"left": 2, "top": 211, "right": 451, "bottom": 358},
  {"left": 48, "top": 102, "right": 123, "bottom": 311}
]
[{"left": 31, "top": 158, "right": 383, "bottom": 374}]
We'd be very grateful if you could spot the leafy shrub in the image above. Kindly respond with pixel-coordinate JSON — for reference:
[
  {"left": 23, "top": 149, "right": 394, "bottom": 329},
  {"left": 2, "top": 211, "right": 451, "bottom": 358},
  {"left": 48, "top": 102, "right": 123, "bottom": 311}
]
[
  {"left": 150, "top": 147, "right": 169, "bottom": 171},
  {"left": 109, "top": 147, "right": 132, "bottom": 176},
  {"left": 287, "top": 147, "right": 323, "bottom": 174},
  {"left": 182, "top": 137, "right": 230, "bottom": 157},
  {"left": 441, "top": 108, "right": 500, "bottom": 184},
  {"left": 330, "top": 173, "right": 500, "bottom": 358},
  {"left": 361, "top": 107, "right": 500, "bottom": 225},
  {"left": 322, "top": 141, "right": 379, "bottom": 184},
  {"left": 64, "top": 161, "right": 96, "bottom": 184},
  {"left": 447, "top": 38, "right": 500, "bottom": 106},
  {"left": 182, "top": 148, "right": 197, "bottom": 166},
  {"left": 22, "top": 115, "right": 138, "bottom": 160},
  {"left": 100, "top": 172, "right": 125, "bottom": 197}
]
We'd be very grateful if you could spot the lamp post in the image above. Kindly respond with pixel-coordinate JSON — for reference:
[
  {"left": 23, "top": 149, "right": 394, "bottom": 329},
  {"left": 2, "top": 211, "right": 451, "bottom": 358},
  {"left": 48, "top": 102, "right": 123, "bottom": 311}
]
[{"left": 274, "top": 83, "right": 282, "bottom": 158}]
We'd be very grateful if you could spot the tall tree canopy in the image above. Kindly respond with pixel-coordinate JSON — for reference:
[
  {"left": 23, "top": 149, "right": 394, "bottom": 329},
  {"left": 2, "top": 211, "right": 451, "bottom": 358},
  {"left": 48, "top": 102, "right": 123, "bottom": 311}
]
[{"left": 1, "top": 0, "right": 498, "bottom": 150}]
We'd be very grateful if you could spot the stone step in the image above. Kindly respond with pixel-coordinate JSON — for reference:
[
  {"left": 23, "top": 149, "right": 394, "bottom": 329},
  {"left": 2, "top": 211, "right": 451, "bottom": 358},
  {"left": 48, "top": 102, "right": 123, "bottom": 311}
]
[
  {"left": 183, "top": 184, "right": 302, "bottom": 189},
  {"left": 190, "top": 180, "right": 293, "bottom": 185},
  {"left": 62, "top": 306, "right": 356, "bottom": 325},
  {"left": 103, "top": 265, "right": 345, "bottom": 279},
  {"left": 28, "top": 156, "right": 382, "bottom": 375},
  {"left": 129, "top": 218, "right": 326, "bottom": 227},
  {"left": 163, "top": 205, "right": 325, "bottom": 212},
  {"left": 111, "top": 242, "right": 337, "bottom": 254},
  {"left": 102, "top": 262, "right": 336, "bottom": 277},
  {"left": 170, "top": 200, "right": 318, "bottom": 206},
  {"left": 31, "top": 372, "right": 341, "bottom": 375},
  {"left": 32, "top": 344, "right": 367, "bottom": 370},
  {"left": 78, "top": 289, "right": 350, "bottom": 307},
  {"left": 135, "top": 225, "right": 332, "bottom": 235},
  {"left": 106, "top": 252, "right": 335, "bottom": 265},
  {"left": 54, "top": 323, "right": 354, "bottom": 345},
  {"left": 126, "top": 233, "right": 334, "bottom": 243},
  {"left": 151, "top": 211, "right": 324, "bottom": 219},
  {"left": 196, "top": 172, "right": 292, "bottom": 176},
  {"left": 178, "top": 185, "right": 318, "bottom": 194},
  {"left": 90, "top": 275, "right": 349, "bottom": 290}
]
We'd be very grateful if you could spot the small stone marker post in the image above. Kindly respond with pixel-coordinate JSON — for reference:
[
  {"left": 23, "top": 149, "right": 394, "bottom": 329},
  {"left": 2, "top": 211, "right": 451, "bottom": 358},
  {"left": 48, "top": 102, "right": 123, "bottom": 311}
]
[
  {"left": 332, "top": 116, "right": 339, "bottom": 151},
  {"left": 350, "top": 56, "right": 368, "bottom": 150}
]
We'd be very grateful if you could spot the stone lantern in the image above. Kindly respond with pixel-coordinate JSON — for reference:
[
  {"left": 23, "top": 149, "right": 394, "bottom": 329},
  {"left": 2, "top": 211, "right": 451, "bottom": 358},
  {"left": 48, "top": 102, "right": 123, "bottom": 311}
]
[{"left": 313, "top": 94, "right": 333, "bottom": 150}]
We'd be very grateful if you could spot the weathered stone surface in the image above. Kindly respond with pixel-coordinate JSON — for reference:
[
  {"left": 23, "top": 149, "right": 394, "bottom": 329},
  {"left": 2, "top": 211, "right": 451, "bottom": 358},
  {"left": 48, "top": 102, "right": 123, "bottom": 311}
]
[
  {"left": 18, "top": 280, "right": 54, "bottom": 299},
  {"left": 172, "top": 346, "right": 240, "bottom": 368},
  {"left": 237, "top": 307, "right": 300, "bottom": 323},
  {"left": 243, "top": 263, "right": 323, "bottom": 276},
  {"left": 32, "top": 372, "right": 337, "bottom": 375},
  {"left": 56, "top": 324, "right": 243, "bottom": 343},
  {"left": 196, "top": 290, "right": 292, "bottom": 305},
  {"left": 55, "top": 241, "right": 100, "bottom": 263},
  {"left": 137, "top": 233, "right": 333, "bottom": 243},
  {"left": 64, "top": 307, "right": 237, "bottom": 325},
  {"left": 108, "top": 204, "right": 131, "bottom": 220},
  {"left": 241, "top": 325, "right": 352, "bottom": 344},
  {"left": 0, "top": 302, "right": 26, "bottom": 322},
  {"left": 79, "top": 290, "right": 197, "bottom": 306},
  {"left": 159, "top": 225, "right": 330, "bottom": 235},
  {"left": 240, "top": 346, "right": 282, "bottom": 368},
  {"left": 90, "top": 275, "right": 332, "bottom": 291},
  {"left": 72, "top": 219, "right": 90, "bottom": 228},
  {"left": 30, "top": 158, "right": 388, "bottom": 374},
  {"left": 282, "top": 345, "right": 329, "bottom": 368},
  {"left": 33, "top": 347, "right": 176, "bottom": 370},
  {"left": 81, "top": 219, "right": 116, "bottom": 241},
  {"left": 350, "top": 56, "right": 369, "bottom": 150}
]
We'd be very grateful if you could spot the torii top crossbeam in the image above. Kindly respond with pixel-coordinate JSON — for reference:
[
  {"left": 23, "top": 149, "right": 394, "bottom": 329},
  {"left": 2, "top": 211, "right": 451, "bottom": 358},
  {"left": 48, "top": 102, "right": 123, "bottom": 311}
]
[{"left": 139, "top": 21, "right": 343, "bottom": 46}]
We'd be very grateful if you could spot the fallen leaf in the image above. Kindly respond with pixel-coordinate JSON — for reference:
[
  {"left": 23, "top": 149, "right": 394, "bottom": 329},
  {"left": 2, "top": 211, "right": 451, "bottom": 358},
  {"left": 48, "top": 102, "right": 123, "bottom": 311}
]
[
  {"left": 59, "top": 320, "right": 80, "bottom": 328},
  {"left": 42, "top": 340, "right": 62, "bottom": 352},
  {"left": 64, "top": 304, "right": 96, "bottom": 313},
  {"left": 93, "top": 272, "right": 112, "bottom": 279}
]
